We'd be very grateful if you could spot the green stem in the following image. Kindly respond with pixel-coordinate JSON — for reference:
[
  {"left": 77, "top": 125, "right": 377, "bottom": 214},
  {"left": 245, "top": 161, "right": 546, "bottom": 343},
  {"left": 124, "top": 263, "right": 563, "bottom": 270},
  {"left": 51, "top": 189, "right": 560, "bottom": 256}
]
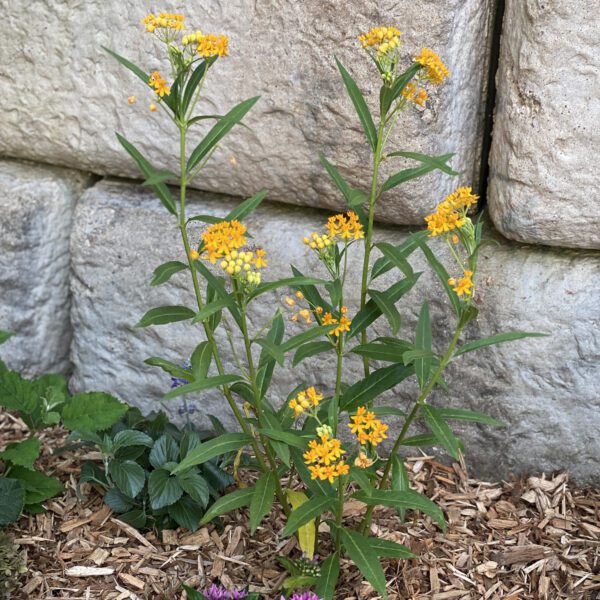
[
  {"left": 359, "top": 323, "right": 464, "bottom": 533},
  {"left": 335, "top": 475, "right": 345, "bottom": 552},
  {"left": 359, "top": 120, "right": 386, "bottom": 379},
  {"left": 177, "top": 123, "right": 278, "bottom": 494}
]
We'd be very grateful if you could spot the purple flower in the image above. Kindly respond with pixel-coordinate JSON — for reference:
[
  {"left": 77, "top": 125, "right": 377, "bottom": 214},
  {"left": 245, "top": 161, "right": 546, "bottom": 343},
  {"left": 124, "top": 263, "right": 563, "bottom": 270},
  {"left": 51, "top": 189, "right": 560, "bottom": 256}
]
[
  {"left": 203, "top": 584, "right": 248, "bottom": 600},
  {"left": 170, "top": 376, "right": 190, "bottom": 389},
  {"left": 281, "top": 593, "right": 322, "bottom": 600}
]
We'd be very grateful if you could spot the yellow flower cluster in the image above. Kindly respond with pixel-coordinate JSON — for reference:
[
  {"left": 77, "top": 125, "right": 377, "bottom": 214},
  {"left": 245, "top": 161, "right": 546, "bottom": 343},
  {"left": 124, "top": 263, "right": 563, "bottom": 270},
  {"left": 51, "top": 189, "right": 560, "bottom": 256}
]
[
  {"left": 183, "top": 31, "right": 229, "bottom": 58},
  {"left": 348, "top": 406, "right": 389, "bottom": 447},
  {"left": 218, "top": 249, "right": 267, "bottom": 285},
  {"left": 415, "top": 48, "right": 449, "bottom": 85},
  {"left": 402, "top": 82, "right": 428, "bottom": 107},
  {"left": 303, "top": 232, "right": 333, "bottom": 250},
  {"left": 201, "top": 220, "right": 247, "bottom": 263},
  {"left": 289, "top": 386, "right": 324, "bottom": 418},
  {"left": 448, "top": 269, "right": 474, "bottom": 297},
  {"left": 359, "top": 26, "right": 401, "bottom": 57},
  {"left": 424, "top": 187, "right": 479, "bottom": 237},
  {"left": 143, "top": 13, "right": 185, "bottom": 33},
  {"left": 322, "top": 307, "right": 351, "bottom": 337},
  {"left": 149, "top": 71, "right": 170, "bottom": 97},
  {"left": 304, "top": 434, "right": 349, "bottom": 483},
  {"left": 326, "top": 211, "right": 364, "bottom": 241}
]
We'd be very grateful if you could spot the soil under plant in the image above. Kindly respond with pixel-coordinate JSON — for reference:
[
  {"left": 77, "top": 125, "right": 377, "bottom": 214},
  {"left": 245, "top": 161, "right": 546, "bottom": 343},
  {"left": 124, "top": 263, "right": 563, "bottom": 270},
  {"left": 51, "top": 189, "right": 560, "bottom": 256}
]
[{"left": 1, "top": 410, "right": 599, "bottom": 599}]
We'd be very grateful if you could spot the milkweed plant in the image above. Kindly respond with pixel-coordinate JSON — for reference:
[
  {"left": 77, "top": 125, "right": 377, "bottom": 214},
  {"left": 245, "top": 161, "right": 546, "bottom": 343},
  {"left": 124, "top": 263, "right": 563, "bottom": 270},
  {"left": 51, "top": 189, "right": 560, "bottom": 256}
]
[{"left": 106, "top": 15, "right": 543, "bottom": 599}]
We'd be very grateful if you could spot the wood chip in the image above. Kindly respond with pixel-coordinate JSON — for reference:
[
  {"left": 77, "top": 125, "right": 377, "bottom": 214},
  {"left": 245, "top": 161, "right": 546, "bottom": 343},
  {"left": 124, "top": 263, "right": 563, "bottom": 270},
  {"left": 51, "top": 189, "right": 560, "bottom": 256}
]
[{"left": 65, "top": 566, "right": 115, "bottom": 577}]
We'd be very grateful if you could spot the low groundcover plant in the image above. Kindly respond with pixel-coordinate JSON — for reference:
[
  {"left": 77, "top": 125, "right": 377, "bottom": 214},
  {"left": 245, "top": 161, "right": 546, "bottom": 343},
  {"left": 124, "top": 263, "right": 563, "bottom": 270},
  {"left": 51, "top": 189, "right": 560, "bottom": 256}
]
[{"left": 105, "top": 15, "right": 543, "bottom": 599}]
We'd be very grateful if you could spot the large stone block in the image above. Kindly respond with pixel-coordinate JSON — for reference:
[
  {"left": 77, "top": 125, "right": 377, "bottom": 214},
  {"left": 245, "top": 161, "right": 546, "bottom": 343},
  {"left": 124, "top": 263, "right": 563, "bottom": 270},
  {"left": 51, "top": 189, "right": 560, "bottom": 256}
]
[
  {"left": 0, "top": 1, "right": 494, "bottom": 224},
  {"left": 0, "top": 160, "right": 90, "bottom": 376},
  {"left": 488, "top": 0, "right": 600, "bottom": 249},
  {"left": 70, "top": 180, "right": 600, "bottom": 483}
]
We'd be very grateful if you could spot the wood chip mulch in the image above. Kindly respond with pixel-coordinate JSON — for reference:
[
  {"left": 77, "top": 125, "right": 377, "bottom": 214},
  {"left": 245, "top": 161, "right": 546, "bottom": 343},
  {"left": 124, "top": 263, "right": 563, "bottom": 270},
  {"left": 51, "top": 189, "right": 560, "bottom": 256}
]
[{"left": 1, "top": 411, "right": 599, "bottom": 599}]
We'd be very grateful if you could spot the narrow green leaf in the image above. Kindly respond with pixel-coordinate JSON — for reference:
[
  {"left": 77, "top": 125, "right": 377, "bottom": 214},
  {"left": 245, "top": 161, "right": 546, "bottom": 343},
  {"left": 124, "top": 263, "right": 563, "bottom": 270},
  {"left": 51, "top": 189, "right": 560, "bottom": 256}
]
[
  {"left": 258, "top": 410, "right": 291, "bottom": 467},
  {"left": 141, "top": 169, "right": 178, "bottom": 187},
  {"left": 191, "top": 341, "right": 213, "bottom": 381},
  {"left": 391, "top": 455, "right": 410, "bottom": 522},
  {"left": 370, "top": 231, "right": 428, "bottom": 281},
  {"left": 194, "top": 262, "right": 243, "bottom": 328},
  {"left": 103, "top": 47, "right": 148, "bottom": 84},
  {"left": 0, "top": 331, "right": 13, "bottom": 345},
  {"left": 109, "top": 460, "right": 146, "bottom": 499},
  {"left": 253, "top": 338, "right": 285, "bottom": 366},
  {"left": 199, "top": 487, "right": 255, "bottom": 525},
  {"left": 281, "top": 324, "right": 338, "bottom": 353},
  {"left": 191, "top": 297, "right": 234, "bottom": 324},
  {"left": 172, "top": 433, "right": 252, "bottom": 474},
  {"left": 292, "top": 341, "right": 333, "bottom": 366},
  {"left": 340, "top": 364, "right": 413, "bottom": 411},
  {"left": 256, "top": 314, "right": 284, "bottom": 399},
  {"left": 116, "top": 134, "right": 176, "bottom": 215},
  {"left": 351, "top": 340, "right": 412, "bottom": 363},
  {"left": 415, "top": 301, "right": 432, "bottom": 390},
  {"left": 291, "top": 265, "right": 332, "bottom": 315},
  {"left": 368, "top": 289, "right": 401, "bottom": 334},
  {"left": 181, "top": 59, "right": 210, "bottom": 115},
  {"left": 281, "top": 495, "right": 335, "bottom": 537},
  {"left": 375, "top": 242, "right": 414, "bottom": 278},
  {"left": 387, "top": 151, "right": 458, "bottom": 176},
  {"left": 401, "top": 433, "right": 438, "bottom": 447},
  {"left": 380, "top": 63, "right": 422, "bottom": 114},
  {"left": 144, "top": 358, "right": 192, "bottom": 381},
  {"left": 136, "top": 305, "right": 195, "bottom": 328},
  {"left": 226, "top": 190, "right": 268, "bottom": 222},
  {"left": 315, "top": 551, "right": 340, "bottom": 600},
  {"left": 369, "top": 537, "right": 416, "bottom": 559},
  {"left": 187, "top": 96, "right": 260, "bottom": 172},
  {"left": 348, "top": 467, "right": 373, "bottom": 493},
  {"left": 353, "top": 489, "right": 446, "bottom": 530},
  {"left": 434, "top": 407, "right": 504, "bottom": 427},
  {"left": 249, "top": 471, "right": 276, "bottom": 534},
  {"left": 340, "top": 528, "right": 388, "bottom": 599},
  {"left": 421, "top": 405, "right": 462, "bottom": 459},
  {"left": 380, "top": 153, "right": 456, "bottom": 194},
  {"left": 335, "top": 58, "right": 377, "bottom": 151},
  {"left": 455, "top": 332, "right": 548, "bottom": 356},
  {"left": 257, "top": 429, "right": 307, "bottom": 449},
  {"left": 150, "top": 261, "right": 188, "bottom": 286},
  {"left": 163, "top": 374, "right": 241, "bottom": 401},
  {"left": 247, "top": 276, "right": 326, "bottom": 301}
]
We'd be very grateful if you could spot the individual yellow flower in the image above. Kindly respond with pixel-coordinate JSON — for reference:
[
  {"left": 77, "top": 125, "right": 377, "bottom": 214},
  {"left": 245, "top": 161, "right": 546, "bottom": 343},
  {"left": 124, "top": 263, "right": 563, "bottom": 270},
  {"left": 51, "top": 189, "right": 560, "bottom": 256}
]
[
  {"left": 183, "top": 31, "right": 229, "bottom": 57},
  {"left": 451, "top": 269, "right": 474, "bottom": 297},
  {"left": 402, "top": 82, "right": 428, "bottom": 107},
  {"left": 348, "top": 406, "right": 388, "bottom": 447},
  {"left": 322, "top": 309, "right": 352, "bottom": 337},
  {"left": 254, "top": 248, "right": 267, "bottom": 269},
  {"left": 415, "top": 48, "right": 449, "bottom": 85},
  {"left": 189, "top": 249, "right": 200, "bottom": 260},
  {"left": 201, "top": 220, "right": 247, "bottom": 263},
  {"left": 354, "top": 452, "right": 374, "bottom": 469},
  {"left": 148, "top": 71, "right": 170, "bottom": 97}
]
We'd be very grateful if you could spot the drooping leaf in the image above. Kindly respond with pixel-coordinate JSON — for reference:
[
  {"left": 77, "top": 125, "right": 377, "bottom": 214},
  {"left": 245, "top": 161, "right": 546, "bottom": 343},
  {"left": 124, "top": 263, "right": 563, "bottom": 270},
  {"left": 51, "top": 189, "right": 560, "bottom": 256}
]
[
  {"left": 287, "top": 490, "right": 316, "bottom": 559},
  {"left": 351, "top": 339, "right": 412, "bottom": 363},
  {"left": 199, "top": 487, "right": 255, "bottom": 525},
  {"left": 368, "top": 289, "right": 401, "bottom": 334},
  {"left": 421, "top": 405, "right": 461, "bottom": 459},
  {"left": 103, "top": 47, "right": 148, "bottom": 85},
  {"left": 150, "top": 261, "right": 188, "bottom": 286},
  {"left": 370, "top": 231, "right": 428, "bottom": 281},
  {"left": 292, "top": 341, "right": 333, "bottom": 367},
  {"left": 369, "top": 537, "right": 415, "bottom": 559},
  {"left": 136, "top": 305, "right": 196, "bottom": 327},
  {"left": 247, "top": 276, "right": 326, "bottom": 301},
  {"left": 249, "top": 471, "right": 276, "bottom": 534},
  {"left": 281, "top": 495, "right": 335, "bottom": 537},
  {"left": 144, "top": 357, "right": 193, "bottom": 382},
  {"left": 391, "top": 454, "right": 410, "bottom": 522},
  {"left": 434, "top": 407, "right": 504, "bottom": 427},
  {"left": 340, "top": 528, "right": 388, "bottom": 599}
]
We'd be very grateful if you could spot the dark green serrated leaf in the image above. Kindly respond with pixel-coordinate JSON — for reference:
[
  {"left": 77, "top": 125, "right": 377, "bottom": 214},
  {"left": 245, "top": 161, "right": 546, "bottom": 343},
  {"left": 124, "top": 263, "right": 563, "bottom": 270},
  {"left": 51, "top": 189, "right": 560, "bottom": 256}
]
[
  {"left": 62, "top": 392, "right": 127, "bottom": 432},
  {"left": 10, "top": 466, "right": 64, "bottom": 505},
  {"left": 148, "top": 468, "right": 183, "bottom": 509},
  {"left": 0, "top": 437, "right": 41, "bottom": 470},
  {"left": 149, "top": 435, "right": 180, "bottom": 469},
  {"left": 0, "top": 477, "right": 25, "bottom": 526},
  {"left": 177, "top": 471, "right": 210, "bottom": 507},
  {"left": 109, "top": 460, "right": 145, "bottom": 498},
  {"left": 169, "top": 495, "right": 204, "bottom": 531}
]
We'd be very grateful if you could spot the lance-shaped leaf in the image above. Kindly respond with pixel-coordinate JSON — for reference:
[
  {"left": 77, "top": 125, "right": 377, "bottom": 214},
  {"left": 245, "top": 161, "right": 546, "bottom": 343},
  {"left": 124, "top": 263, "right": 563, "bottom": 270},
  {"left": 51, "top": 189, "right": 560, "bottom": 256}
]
[
  {"left": 292, "top": 340, "right": 333, "bottom": 367},
  {"left": 374, "top": 242, "right": 415, "bottom": 278},
  {"left": 335, "top": 58, "right": 378, "bottom": 151},
  {"left": 163, "top": 374, "right": 242, "bottom": 401},
  {"left": 187, "top": 96, "right": 260, "bottom": 172},
  {"left": 315, "top": 551, "right": 340, "bottom": 600},
  {"left": 144, "top": 357, "right": 193, "bottom": 381},
  {"left": 391, "top": 454, "right": 410, "bottom": 522},
  {"left": 172, "top": 433, "right": 252, "bottom": 474},
  {"left": 256, "top": 313, "right": 285, "bottom": 399},
  {"left": 103, "top": 47, "right": 148, "bottom": 84},
  {"left": 116, "top": 134, "right": 177, "bottom": 215},
  {"left": 351, "top": 339, "right": 412, "bottom": 363},
  {"left": 258, "top": 409, "right": 291, "bottom": 466},
  {"left": 414, "top": 301, "right": 432, "bottom": 390},
  {"left": 340, "top": 364, "right": 413, "bottom": 411},
  {"left": 371, "top": 231, "right": 428, "bottom": 281},
  {"left": 0, "top": 331, "right": 14, "bottom": 345},
  {"left": 369, "top": 537, "right": 415, "bottom": 559},
  {"left": 181, "top": 59, "right": 211, "bottom": 116},
  {"left": 387, "top": 150, "right": 459, "bottom": 176},
  {"left": 150, "top": 261, "right": 188, "bottom": 286},
  {"left": 226, "top": 189, "right": 268, "bottom": 222},
  {"left": 340, "top": 529, "right": 388, "bottom": 599},
  {"left": 380, "top": 62, "right": 422, "bottom": 115},
  {"left": 257, "top": 428, "right": 307, "bottom": 450},
  {"left": 199, "top": 487, "right": 255, "bottom": 525},
  {"left": 291, "top": 265, "right": 332, "bottom": 315},
  {"left": 191, "top": 297, "right": 235, "bottom": 324},
  {"left": 136, "top": 305, "right": 196, "bottom": 327},
  {"left": 368, "top": 288, "right": 401, "bottom": 335},
  {"left": 353, "top": 489, "right": 446, "bottom": 530},
  {"left": 194, "top": 262, "right": 243, "bottom": 328},
  {"left": 434, "top": 407, "right": 504, "bottom": 427},
  {"left": 249, "top": 471, "right": 276, "bottom": 534},
  {"left": 380, "top": 153, "right": 456, "bottom": 194},
  {"left": 454, "top": 331, "right": 548, "bottom": 356},
  {"left": 247, "top": 276, "right": 326, "bottom": 301},
  {"left": 319, "top": 155, "right": 368, "bottom": 222},
  {"left": 421, "top": 405, "right": 461, "bottom": 459},
  {"left": 191, "top": 341, "right": 213, "bottom": 381},
  {"left": 281, "top": 495, "right": 335, "bottom": 537}
]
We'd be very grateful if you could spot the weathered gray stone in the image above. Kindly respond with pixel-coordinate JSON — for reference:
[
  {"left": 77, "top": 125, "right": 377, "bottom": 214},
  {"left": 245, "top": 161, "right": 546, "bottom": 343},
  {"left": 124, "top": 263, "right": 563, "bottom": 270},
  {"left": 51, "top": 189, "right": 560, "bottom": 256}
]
[
  {"left": 0, "top": 160, "right": 90, "bottom": 376},
  {"left": 70, "top": 180, "right": 600, "bottom": 483},
  {"left": 0, "top": 1, "right": 493, "bottom": 224},
  {"left": 488, "top": 0, "right": 600, "bottom": 249}
]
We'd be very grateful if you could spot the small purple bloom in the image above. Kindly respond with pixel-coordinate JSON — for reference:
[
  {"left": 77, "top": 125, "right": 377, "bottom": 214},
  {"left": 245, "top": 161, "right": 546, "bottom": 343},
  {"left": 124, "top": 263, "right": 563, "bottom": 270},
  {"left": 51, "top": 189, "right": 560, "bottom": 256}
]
[
  {"left": 170, "top": 376, "right": 190, "bottom": 389},
  {"left": 282, "top": 593, "right": 322, "bottom": 600},
  {"left": 203, "top": 584, "right": 248, "bottom": 600}
]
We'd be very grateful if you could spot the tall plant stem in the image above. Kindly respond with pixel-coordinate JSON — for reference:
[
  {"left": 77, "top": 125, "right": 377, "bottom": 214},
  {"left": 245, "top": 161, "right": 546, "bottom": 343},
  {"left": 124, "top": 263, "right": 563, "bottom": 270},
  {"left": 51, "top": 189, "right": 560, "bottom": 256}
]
[
  {"left": 334, "top": 476, "right": 345, "bottom": 552},
  {"left": 359, "top": 120, "right": 386, "bottom": 379},
  {"left": 359, "top": 323, "right": 465, "bottom": 534},
  {"left": 239, "top": 304, "right": 291, "bottom": 515},
  {"left": 176, "top": 124, "right": 280, "bottom": 493}
]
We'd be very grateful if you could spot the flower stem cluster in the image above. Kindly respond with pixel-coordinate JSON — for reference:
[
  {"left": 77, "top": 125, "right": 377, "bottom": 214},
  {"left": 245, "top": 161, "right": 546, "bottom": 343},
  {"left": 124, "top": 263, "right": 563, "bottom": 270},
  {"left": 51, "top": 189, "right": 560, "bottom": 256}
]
[
  {"left": 359, "top": 26, "right": 402, "bottom": 84},
  {"left": 183, "top": 31, "right": 229, "bottom": 58},
  {"left": 303, "top": 434, "right": 349, "bottom": 483},
  {"left": 424, "top": 187, "right": 478, "bottom": 237},
  {"left": 289, "top": 386, "right": 324, "bottom": 418},
  {"left": 348, "top": 406, "right": 389, "bottom": 449}
]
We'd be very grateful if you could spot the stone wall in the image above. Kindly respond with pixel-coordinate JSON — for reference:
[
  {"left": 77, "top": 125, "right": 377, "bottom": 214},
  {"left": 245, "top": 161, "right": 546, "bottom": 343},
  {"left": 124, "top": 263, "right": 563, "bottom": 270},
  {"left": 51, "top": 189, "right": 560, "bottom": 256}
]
[{"left": 0, "top": 1, "right": 598, "bottom": 482}]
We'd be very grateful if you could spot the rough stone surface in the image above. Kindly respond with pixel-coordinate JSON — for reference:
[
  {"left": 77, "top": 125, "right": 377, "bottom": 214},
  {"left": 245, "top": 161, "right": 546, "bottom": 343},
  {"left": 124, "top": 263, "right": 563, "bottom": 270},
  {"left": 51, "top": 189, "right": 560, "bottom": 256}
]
[
  {"left": 0, "top": 1, "right": 493, "bottom": 224},
  {"left": 0, "top": 161, "right": 90, "bottom": 376},
  {"left": 488, "top": 0, "right": 600, "bottom": 249},
  {"left": 70, "top": 180, "right": 600, "bottom": 483}
]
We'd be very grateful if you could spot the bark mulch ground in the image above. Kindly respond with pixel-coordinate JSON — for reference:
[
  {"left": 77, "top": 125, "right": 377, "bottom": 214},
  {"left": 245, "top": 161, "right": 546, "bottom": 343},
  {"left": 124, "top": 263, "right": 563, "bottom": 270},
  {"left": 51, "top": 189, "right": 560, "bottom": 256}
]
[{"left": 2, "top": 411, "right": 599, "bottom": 599}]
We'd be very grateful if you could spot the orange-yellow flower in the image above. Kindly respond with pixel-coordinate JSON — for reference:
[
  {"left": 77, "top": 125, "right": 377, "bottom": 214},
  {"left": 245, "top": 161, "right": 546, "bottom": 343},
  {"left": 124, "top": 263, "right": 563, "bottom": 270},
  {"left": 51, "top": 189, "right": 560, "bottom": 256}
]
[
  {"left": 348, "top": 406, "right": 388, "bottom": 447},
  {"left": 149, "top": 71, "right": 170, "bottom": 97},
  {"left": 304, "top": 434, "right": 348, "bottom": 482},
  {"left": 424, "top": 187, "right": 479, "bottom": 237},
  {"left": 450, "top": 269, "right": 474, "bottom": 297},
  {"left": 326, "top": 211, "right": 364, "bottom": 241},
  {"left": 415, "top": 48, "right": 449, "bottom": 85},
  {"left": 201, "top": 220, "right": 247, "bottom": 263},
  {"left": 143, "top": 12, "right": 185, "bottom": 33},
  {"left": 289, "top": 387, "right": 324, "bottom": 418},
  {"left": 183, "top": 31, "right": 229, "bottom": 58},
  {"left": 322, "top": 309, "right": 351, "bottom": 337}
]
